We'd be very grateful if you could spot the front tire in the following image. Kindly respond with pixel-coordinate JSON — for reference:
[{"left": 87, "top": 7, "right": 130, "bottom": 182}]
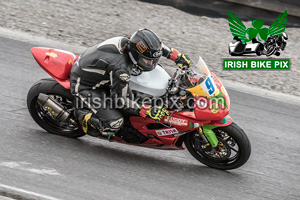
[
  {"left": 185, "top": 122, "right": 251, "bottom": 170},
  {"left": 266, "top": 45, "right": 276, "bottom": 56},
  {"left": 27, "top": 78, "right": 85, "bottom": 138}
]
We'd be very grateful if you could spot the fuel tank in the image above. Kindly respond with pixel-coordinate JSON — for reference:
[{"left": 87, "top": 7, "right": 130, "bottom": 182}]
[{"left": 129, "top": 65, "right": 170, "bottom": 97}]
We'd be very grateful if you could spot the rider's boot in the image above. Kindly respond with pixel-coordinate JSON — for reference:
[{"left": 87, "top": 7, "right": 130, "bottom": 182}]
[{"left": 74, "top": 109, "right": 109, "bottom": 137}]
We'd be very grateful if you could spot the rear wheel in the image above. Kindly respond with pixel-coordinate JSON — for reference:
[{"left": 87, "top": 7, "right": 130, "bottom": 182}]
[
  {"left": 185, "top": 122, "right": 251, "bottom": 170},
  {"left": 27, "top": 78, "right": 85, "bottom": 138}
]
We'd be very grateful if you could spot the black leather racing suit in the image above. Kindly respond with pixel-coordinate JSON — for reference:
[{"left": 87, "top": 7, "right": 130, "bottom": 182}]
[{"left": 70, "top": 36, "right": 171, "bottom": 133}]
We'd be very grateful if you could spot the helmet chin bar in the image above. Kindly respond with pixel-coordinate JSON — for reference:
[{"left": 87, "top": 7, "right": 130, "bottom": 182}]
[
  {"left": 129, "top": 49, "right": 158, "bottom": 71},
  {"left": 128, "top": 52, "right": 137, "bottom": 65},
  {"left": 129, "top": 51, "right": 144, "bottom": 70}
]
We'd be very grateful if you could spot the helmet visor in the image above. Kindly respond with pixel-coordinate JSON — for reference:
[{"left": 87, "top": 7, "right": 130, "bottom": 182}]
[{"left": 137, "top": 55, "right": 160, "bottom": 71}]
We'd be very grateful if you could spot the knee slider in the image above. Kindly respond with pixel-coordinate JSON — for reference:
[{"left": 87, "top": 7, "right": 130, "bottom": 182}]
[{"left": 109, "top": 117, "right": 124, "bottom": 130}]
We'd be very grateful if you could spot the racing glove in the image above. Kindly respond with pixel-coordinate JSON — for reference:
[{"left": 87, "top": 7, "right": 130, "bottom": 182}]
[
  {"left": 139, "top": 105, "right": 169, "bottom": 121},
  {"left": 168, "top": 48, "right": 191, "bottom": 68}
]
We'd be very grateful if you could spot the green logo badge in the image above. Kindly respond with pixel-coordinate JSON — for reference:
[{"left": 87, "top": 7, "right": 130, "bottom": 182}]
[
  {"left": 228, "top": 10, "right": 287, "bottom": 43},
  {"left": 225, "top": 10, "right": 290, "bottom": 70}
]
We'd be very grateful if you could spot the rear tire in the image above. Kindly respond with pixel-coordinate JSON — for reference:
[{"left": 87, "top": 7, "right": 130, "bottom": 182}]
[
  {"left": 185, "top": 122, "right": 251, "bottom": 170},
  {"left": 27, "top": 78, "right": 85, "bottom": 138}
]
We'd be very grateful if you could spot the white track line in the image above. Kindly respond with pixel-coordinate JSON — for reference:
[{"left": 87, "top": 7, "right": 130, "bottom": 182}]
[
  {"left": 0, "top": 183, "right": 61, "bottom": 200},
  {"left": 0, "top": 162, "right": 61, "bottom": 176}
]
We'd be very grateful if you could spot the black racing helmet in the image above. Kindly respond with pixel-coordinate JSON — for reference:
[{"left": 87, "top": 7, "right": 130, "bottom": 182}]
[{"left": 128, "top": 28, "right": 162, "bottom": 71}]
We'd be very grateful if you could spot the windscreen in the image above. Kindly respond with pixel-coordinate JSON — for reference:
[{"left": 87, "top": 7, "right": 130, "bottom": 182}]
[{"left": 185, "top": 56, "right": 219, "bottom": 98}]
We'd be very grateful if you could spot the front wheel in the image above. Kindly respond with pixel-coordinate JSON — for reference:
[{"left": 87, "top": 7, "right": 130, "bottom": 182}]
[{"left": 185, "top": 122, "right": 251, "bottom": 170}]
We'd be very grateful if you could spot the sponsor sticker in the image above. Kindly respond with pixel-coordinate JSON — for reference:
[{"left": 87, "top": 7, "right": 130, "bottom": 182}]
[
  {"left": 136, "top": 41, "right": 147, "bottom": 53},
  {"left": 46, "top": 52, "right": 58, "bottom": 58},
  {"left": 210, "top": 102, "right": 219, "bottom": 114},
  {"left": 164, "top": 117, "right": 188, "bottom": 126},
  {"left": 68, "top": 58, "right": 72, "bottom": 65},
  {"left": 189, "top": 122, "right": 204, "bottom": 128},
  {"left": 119, "top": 73, "right": 130, "bottom": 82},
  {"left": 156, "top": 128, "right": 179, "bottom": 136}
]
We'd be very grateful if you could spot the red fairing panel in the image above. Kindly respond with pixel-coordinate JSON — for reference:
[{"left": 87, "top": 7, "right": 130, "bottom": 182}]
[
  {"left": 210, "top": 115, "right": 233, "bottom": 127},
  {"left": 31, "top": 47, "right": 78, "bottom": 89},
  {"left": 128, "top": 116, "right": 189, "bottom": 150},
  {"left": 194, "top": 73, "right": 230, "bottom": 121},
  {"left": 211, "top": 72, "right": 230, "bottom": 111},
  {"left": 194, "top": 97, "right": 229, "bottom": 121}
]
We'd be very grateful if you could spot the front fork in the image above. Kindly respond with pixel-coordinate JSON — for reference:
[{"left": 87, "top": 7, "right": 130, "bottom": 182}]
[
  {"left": 197, "top": 116, "right": 233, "bottom": 147},
  {"left": 198, "top": 124, "right": 219, "bottom": 148}
]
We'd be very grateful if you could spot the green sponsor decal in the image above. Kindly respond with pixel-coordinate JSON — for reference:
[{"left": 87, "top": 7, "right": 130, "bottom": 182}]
[
  {"left": 189, "top": 122, "right": 200, "bottom": 128},
  {"left": 221, "top": 116, "right": 230, "bottom": 124},
  {"left": 223, "top": 58, "right": 290, "bottom": 70}
]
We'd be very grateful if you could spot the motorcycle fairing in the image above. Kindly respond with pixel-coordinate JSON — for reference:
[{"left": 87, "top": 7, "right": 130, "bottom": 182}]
[
  {"left": 31, "top": 47, "right": 78, "bottom": 89},
  {"left": 184, "top": 57, "right": 230, "bottom": 110},
  {"left": 211, "top": 72, "right": 230, "bottom": 110},
  {"left": 125, "top": 115, "right": 201, "bottom": 149},
  {"left": 169, "top": 111, "right": 233, "bottom": 127},
  {"left": 209, "top": 115, "right": 233, "bottom": 127},
  {"left": 125, "top": 111, "right": 232, "bottom": 149},
  {"left": 190, "top": 73, "right": 230, "bottom": 121}
]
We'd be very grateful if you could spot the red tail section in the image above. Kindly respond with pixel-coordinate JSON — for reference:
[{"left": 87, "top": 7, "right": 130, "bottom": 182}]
[{"left": 31, "top": 47, "right": 78, "bottom": 89}]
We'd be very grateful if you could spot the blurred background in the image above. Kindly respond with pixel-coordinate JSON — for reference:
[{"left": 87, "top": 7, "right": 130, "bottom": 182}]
[{"left": 0, "top": 0, "right": 299, "bottom": 95}]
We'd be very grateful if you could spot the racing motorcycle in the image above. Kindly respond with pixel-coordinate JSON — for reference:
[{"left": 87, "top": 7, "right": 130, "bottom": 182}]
[
  {"left": 27, "top": 47, "right": 251, "bottom": 170},
  {"left": 263, "top": 33, "right": 288, "bottom": 57}
]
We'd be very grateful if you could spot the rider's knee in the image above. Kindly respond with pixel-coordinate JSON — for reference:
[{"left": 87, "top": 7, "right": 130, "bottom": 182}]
[{"left": 108, "top": 117, "right": 124, "bottom": 131}]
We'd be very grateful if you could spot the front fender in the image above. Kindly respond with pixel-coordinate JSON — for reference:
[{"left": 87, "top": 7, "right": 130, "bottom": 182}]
[{"left": 202, "top": 116, "right": 233, "bottom": 147}]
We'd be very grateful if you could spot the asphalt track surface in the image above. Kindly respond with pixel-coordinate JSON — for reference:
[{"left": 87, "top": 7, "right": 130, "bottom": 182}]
[{"left": 0, "top": 36, "right": 299, "bottom": 200}]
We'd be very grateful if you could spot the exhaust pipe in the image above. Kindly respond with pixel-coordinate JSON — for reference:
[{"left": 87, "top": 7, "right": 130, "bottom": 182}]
[{"left": 37, "top": 93, "right": 78, "bottom": 126}]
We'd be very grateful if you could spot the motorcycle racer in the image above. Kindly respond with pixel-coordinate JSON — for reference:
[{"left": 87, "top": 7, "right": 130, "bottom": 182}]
[
  {"left": 70, "top": 28, "right": 191, "bottom": 136},
  {"left": 263, "top": 32, "right": 288, "bottom": 56}
]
